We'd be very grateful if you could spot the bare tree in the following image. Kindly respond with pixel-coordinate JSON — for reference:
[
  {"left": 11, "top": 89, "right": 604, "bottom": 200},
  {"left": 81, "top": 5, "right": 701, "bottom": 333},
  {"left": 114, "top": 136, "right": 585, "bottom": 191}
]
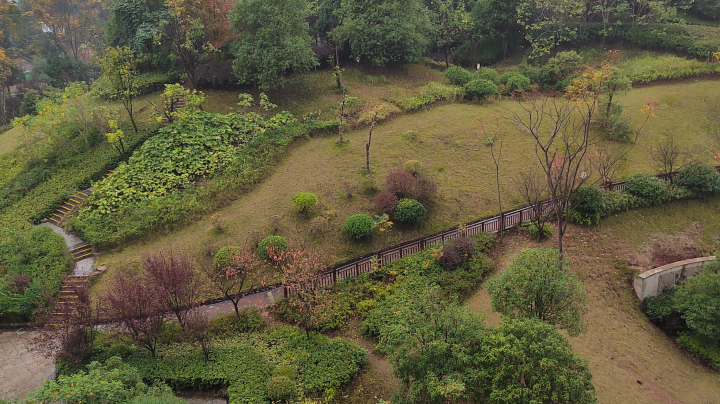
[
  {"left": 366, "top": 112, "right": 379, "bottom": 173},
  {"left": 588, "top": 143, "right": 625, "bottom": 187},
  {"left": 506, "top": 72, "right": 656, "bottom": 261},
  {"left": 515, "top": 169, "right": 551, "bottom": 239},
  {"left": 144, "top": 251, "right": 201, "bottom": 328},
  {"left": 649, "top": 136, "right": 684, "bottom": 181},
  {"left": 103, "top": 271, "right": 165, "bottom": 358},
  {"left": 481, "top": 114, "right": 506, "bottom": 237}
]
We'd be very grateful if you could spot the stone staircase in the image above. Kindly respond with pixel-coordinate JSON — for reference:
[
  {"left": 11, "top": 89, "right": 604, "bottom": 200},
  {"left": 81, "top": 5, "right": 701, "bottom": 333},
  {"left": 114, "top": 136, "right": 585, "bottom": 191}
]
[
  {"left": 70, "top": 243, "right": 93, "bottom": 261},
  {"left": 47, "top": 189, "right": 92, "bottom": 226},
  {"left": 47, "top": 275, "right": 89, "bottom": 327}
]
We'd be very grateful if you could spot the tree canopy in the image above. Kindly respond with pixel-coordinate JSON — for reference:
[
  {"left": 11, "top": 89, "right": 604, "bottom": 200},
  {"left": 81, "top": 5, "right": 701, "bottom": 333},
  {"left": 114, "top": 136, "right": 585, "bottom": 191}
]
[
  {"left": 485, "top": 248, "right": 588, "bottom": 336},
  {"left": 229, "top": 0, "right": 318, "bottom": 90}
]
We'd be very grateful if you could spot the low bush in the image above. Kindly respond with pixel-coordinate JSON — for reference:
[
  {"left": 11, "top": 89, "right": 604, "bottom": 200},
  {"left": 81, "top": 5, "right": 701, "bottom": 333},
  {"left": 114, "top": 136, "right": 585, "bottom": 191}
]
[
  {"left": 474, "top": 67, "right": 499, "bottom": 83},
  {"left": 213, "top": 246, "right": 241, "bottom": 268},
  {"left": 344, "top": 214, "right": 374, "bottom": 239},
  {"left": 109, "top": 327, "right": 367, "bottom": 404},
  {"left": 617, "top": 53, "right": 720, "bottom": 83},
  {"left": 291, "top": 192, "right": 317, "bottom": 214},
  {"left": 413, "top": 177, "right": 438, "bottom": 204},
  {"left": 384, "top": 171, "right": 416, "bottom": 198},
  {"left": 464, "top": 79, "right": 498, "bottom": 100},
  {"left": 471, "top": 231, "right": 497, "bottom": 254},
  {"left": 403, "top": 160, "right": 422, "bottom": 176},
  {"left": 211, "top": 307, "right": 266, "bottom": 335},
  {"left": 601, "top": 189, "right": 642, "bottom": 217},
  {"left": 257, "top": 236, "right": 288, "bottom": 260},
  {"left": 538, "top": 51, "right": 583, "bottom": 88},
  {"left": 393, "top": 198, "right": 426, "bottom": 223},
  {"left": 677, "top": 331, "right": 720, "bottom": 370},
  {"left": 266, "top": 376, "right": 296, "bottom": 402},
  {"left": 372, "top": 191, "right": 398, "bottom": 215},
  {"left": 444, "top": 66, "right": 473, "bottom": 86},
  {"left": 524, "top": 222, "right": 553, "bottom": 241},
  {"left": 394, "top": 82, "right": 464, "bottom": 112},
  {"left": 502, "top": 72, "right": 532, "bottom": 93},
  {"left": 437, "top": 236, "right": 475, "bottom": 270},
  {"left": 675, "top": 163, "right": 720, "bottom": 197},
  {"left": 0, "top": 226, "right": 73, "bottom": 323},
  {"left": 358, "top": 102, "right": 401, "bottom": 125},
  {"left": 625, "top": 173, "right": 668, "bottom": 206},
  {"left": 569, "top": 185, "right": 605, "bottom": 226}
]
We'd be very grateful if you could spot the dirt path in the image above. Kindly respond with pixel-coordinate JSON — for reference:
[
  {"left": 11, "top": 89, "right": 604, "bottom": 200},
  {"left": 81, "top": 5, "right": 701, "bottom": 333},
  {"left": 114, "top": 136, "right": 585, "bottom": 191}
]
[{"left": 0, "top": 330, "right": 54, "bottom": 400}]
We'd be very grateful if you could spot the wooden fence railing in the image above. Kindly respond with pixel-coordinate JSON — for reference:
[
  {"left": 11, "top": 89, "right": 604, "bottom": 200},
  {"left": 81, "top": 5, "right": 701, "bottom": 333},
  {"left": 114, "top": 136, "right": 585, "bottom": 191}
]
[{"left": 274, "top": 166, "right": 720, "bottom": 298}]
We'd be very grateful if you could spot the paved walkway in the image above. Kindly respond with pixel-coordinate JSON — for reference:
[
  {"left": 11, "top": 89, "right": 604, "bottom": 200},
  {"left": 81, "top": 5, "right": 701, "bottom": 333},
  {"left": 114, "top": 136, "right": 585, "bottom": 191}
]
[
  {"left": 0, "top": 330, "right": 54, "bottom": 400},
  {"left": 202, "top": 287, "right": 283, "bottom": 319}
]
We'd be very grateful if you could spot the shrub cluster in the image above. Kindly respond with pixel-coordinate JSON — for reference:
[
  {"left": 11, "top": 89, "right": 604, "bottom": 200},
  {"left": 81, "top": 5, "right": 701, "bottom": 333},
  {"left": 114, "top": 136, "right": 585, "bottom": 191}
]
[
  {"left": 394, "top": 82, "right": 465, "bottom": 112},
  {"left": 570, "top": 164, "right": 720, "bottom": 226},
  {"left": 444, "top": 66, "right": 473, "bottom": 86},
  {"left": 464, "top": 79, "right": 498, "bottom": 100}
]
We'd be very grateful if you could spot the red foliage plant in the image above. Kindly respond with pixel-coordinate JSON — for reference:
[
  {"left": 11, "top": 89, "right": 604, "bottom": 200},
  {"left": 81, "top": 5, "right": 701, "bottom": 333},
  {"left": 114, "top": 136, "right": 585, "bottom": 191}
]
[
  {"left": 102, "top": 271, "right": 165, "bottom": 358},
  {"left": 6, "top": 273, "right": 32, "bottom": 294},
  {"left": 372, "top": 190, "right": 399, "bottom": 214},
  {"left": 385, "top": 171, "right": 416, "bottom": 198},
  {"left": 413, "top": 176, "right": 438, "bottom": 204},
  {"left": 144, "top": 251, "right": 201, "bottom": 328}
]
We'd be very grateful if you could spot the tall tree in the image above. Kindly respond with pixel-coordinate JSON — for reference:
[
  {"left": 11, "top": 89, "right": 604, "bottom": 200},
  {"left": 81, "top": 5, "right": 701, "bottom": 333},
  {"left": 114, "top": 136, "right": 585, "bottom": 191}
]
[
  {"left": 429, "top": 0, "right": 471, "bottom": 68},
  {"left": 517, "top": 0, "right": 585, "bottom": 58},
  {"left": 99, "top": 47, "right": 140, "bottom": 132},
  {"left": 32, "top": 0, "right": 106, "bottom": 60},
  {"left": 332, "top": 0, "right": 431, "bottom": 66},
  {"left": 229, "top": 0, "right": 318, "bottom": 90},
  {"left": 471, "top": 0, "right": 524, "bottom": 61},
  {"left": 278, "top": 249, "right": 329, "bottom": 338},
  {"left": 485, "top": 247, "right": 588, "bottom": 336}
]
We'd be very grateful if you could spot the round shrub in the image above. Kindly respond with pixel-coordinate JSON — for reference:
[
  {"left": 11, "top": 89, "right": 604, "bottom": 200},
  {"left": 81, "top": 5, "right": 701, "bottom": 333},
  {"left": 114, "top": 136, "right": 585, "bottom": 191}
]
[
  {"left": 214, "top": 246, "right": 242, "bottom": 268},
  {"left": 403, "top": 160, "right": 422, "bottom": 176},
  {"left": 464, "top": 79, "right": 498, "bottom": 100},
  {"left": 444, "top": 66, "right": 473, "bottom": 86},
  {"left": 257, "top": 236, "right": 287, "bottom": 260},
  {"left": 474, "top": 67, "right": 498, "bottom": 83},
  {"left": 266, "top": 376, "right": 296, "bottom": 402},
  {"left": 569, "top": 186, "right": 605, "bottom": 226},
  {"left": 291, "top": 192, "right": 317, "bottom": 214},
  {"left": 393, "top": 198, "right": 426, "bottom": 223},
  {"left": 524, "top": 222, "right": 553, "bottom": 241},
  {"left": 413, "top": 176, "right": 438, "bottom": 204},
  {"left": 372, "top": 191, "right": 399, "bottom": 215},
  {"left": 625, "top": 173, "right": 668, "bottom": 206},
  {"left": 344, "top": 214, "right": 374, "bottom": 239},
  {"left": 385, "top": 170, "right": 416, "bottom": 197},
  {"left": 676, "top": 163, "right": 720, "bottom": 197},
  {"left": 504, "top": 73, "right": 531, "bottom": 92}
]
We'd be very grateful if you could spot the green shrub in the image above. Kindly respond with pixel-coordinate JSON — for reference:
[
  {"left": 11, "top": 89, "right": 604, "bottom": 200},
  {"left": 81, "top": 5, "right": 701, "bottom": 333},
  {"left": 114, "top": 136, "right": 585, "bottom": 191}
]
[
  {"left": 0, "top": 226, "right": 73, "bottom": 323},
  {"left": 291, "top": 192, "right": 317, "bottom": 214},
  {"left": 213, "top": 246, "right": 241, "bottom": 268},
  {"left": 394, "top": 82, "right": 464, "bottom": 111},
  {"left": 444, "top": 66, "right": 473, "bottom": 86},
  {"left": 344, "top": 214, "right": 374, "bottom": 239},
  {"left": 503, "top": 72, "right": 532, "bottom": 93},
  {"left": 677, "top": 331, "right": 720, "bottom": 370},
  {"left": 601, "top": 189, "right": 642, "bottom": 216},
  {"left": 257, "top": 236, "right": 288, "bottom": 260},
  {"left": 211, "top": 307, "right": 266, "bottom": 335},
  {"left": 539, "top": 51, "right": 583, "bottom": 88},
  {"left": 471, "top": 231, "right": 497, "bottom": 255},
  {"left": 266, "top": 376, "right": 296, "bottom": 402},
  {"left": 474, "top": 67, "right": 499, "bottom": 83},
  {"left": 625, "top": 173, "right": 668, "bottom": 206},
  {"left": 393, "top": 198, "right": 426, "bottom": 223},
  {"left": 676, "top": 163, "right": 720, "bottom": 197},
  {"left": 569, "top": 186, "right": 605, "bottom": 226},
  {"left": 403, "top": 160, "right": 422, "bottom": 176},
  {"left": 464, "top": 79, "right": 498, "bottom": 100},
  {"left": 617, "top": 53, "right": 720, "bottom": 83},
  {"left": 524, "top": 222, "right": 553, "bottom": 241}
]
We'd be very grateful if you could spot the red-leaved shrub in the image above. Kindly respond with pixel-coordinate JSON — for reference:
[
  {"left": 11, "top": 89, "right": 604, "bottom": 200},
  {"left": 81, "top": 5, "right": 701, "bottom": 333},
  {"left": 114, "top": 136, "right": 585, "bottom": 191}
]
[
  {"left": 373, "top": 191, "right": 399, "bottom": 214},
  {"left": 7, "top": 273, "right": 32, "bottom": 294},
  {"left": 413, "top": 177, "right": 438, "bottom": 204},
  {"left": 385, "top": 171, "right": 416, "bottom": 198}
]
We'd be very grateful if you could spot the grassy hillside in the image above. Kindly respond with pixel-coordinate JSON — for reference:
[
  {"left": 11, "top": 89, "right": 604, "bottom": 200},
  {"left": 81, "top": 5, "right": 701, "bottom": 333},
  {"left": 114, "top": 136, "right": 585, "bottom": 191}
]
[{"left": 92, "top": 79, "right": 720, "bottom": 293}]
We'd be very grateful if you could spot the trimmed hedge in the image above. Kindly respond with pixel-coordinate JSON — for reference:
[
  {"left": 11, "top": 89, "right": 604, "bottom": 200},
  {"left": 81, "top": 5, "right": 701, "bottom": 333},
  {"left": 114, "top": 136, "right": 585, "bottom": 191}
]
[
  {"left": 464, "top": 79, "right": 498, "bottom": 100},
  {"left": 344, "top": 214, "right": 374, "bottom": 239},
  {"left": 393, "top": 198, "right": 426, "bottom": 223}
]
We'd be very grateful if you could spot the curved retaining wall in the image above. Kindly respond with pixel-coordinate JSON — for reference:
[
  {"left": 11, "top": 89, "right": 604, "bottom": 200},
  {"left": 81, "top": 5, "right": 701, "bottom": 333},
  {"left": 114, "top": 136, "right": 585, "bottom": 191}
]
[{"left": 633, "top": 256, "right": 716, "bottom": 300}]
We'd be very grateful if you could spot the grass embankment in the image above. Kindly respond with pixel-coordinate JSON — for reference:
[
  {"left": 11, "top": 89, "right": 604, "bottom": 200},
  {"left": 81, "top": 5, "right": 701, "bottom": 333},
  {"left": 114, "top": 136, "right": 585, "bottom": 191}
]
[
  {"left": 467, "top": 197, "right": 720, "bottom": 404},
  {"left": 93, "top": 79, "right": 720, "bottom": 294},
  {"left": 0, "top": 127, "right": 21, "bottom": 156}
]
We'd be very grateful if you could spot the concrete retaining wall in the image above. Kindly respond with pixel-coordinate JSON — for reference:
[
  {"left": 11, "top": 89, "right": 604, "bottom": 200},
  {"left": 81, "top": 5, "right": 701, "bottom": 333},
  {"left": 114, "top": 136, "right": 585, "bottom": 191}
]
[{"left": 633, "top": 256, "right": 716, "bottom": 300}]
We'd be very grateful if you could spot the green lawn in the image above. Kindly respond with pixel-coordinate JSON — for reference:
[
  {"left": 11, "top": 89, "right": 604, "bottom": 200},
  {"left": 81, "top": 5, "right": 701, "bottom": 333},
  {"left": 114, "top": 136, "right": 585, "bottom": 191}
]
[
  {"left": 92, "top": 78, "right": 720, "bottom": 296},
  {"left": 0, "top": 126, "right": 21, "bottom": 156}
]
